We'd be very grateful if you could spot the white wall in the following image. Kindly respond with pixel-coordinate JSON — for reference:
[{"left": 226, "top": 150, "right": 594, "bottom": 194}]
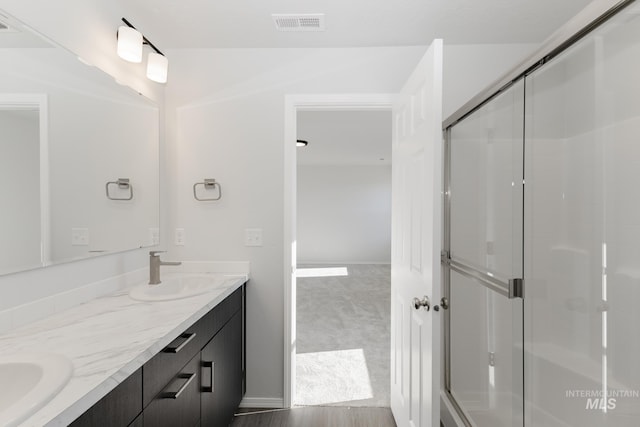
[
  {"left": 297, "top": 165, "right": 391, "bottom": 264},
  {"left": 166, "top": 46, "right": 425, "bottom": 403},
  {"left": 166, "top": 43, "right": 533, "bottom": 404},
  {"left": 0, "top": 0, "right": 165, "bottom": 313},
  {"left": 442, "top": 43, "right": 537, "bottom": 119}
]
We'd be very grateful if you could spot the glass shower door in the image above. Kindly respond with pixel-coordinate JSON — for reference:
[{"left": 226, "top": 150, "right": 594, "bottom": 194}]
[
  {"left": 524, "top": 6, "right": 640, "bottom": 426},
  {"left": 445, "top": 79, "right": 525, "bottom": 427}
]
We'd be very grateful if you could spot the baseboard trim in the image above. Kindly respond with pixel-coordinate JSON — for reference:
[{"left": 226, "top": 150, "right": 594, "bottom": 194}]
[{"left": 240, "top": 397, "right": 285, "bottom": 409}]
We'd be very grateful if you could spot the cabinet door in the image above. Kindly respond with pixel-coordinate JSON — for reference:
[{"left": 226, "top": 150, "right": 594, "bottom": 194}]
[
  {"left": 201, "top": 310, "right": 243, "bottom": 427},
  {"left": 144, "top": 353, "right": 201, "bottom": 427}
]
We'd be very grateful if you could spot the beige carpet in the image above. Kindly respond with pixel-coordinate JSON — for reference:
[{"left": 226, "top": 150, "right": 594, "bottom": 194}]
[{"left": 295, "top": 264, "right": 390, "bottom": 407}]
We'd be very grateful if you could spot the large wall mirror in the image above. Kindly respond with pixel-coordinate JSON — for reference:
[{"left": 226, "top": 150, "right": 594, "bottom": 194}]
[{"left": 0, "top": 10, "right": 159, "bottom": 276}]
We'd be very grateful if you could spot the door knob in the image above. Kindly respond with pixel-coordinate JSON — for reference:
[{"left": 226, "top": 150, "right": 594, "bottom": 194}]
[{"left": 413, "top": 296, "right": 430, "bottom": 311}]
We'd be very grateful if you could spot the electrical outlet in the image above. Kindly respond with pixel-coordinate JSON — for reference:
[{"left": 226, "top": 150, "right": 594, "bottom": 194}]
[
  {"left": 175, "top": 228, "right": 186, "bottom": 246},
  {"left": 245, "top": 228, "right": 263, "bottom": 247},
  {"left": 71, "top": 228, "right": 89, "bottom": 246}
]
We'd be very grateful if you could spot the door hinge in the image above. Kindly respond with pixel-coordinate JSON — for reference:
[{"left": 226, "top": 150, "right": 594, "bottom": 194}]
[
  {"left": 508, "top": 278, "right": 524, "bottom": 299},
  {"left": 489, "top": 352, "right": 496, "bottom": 367}
]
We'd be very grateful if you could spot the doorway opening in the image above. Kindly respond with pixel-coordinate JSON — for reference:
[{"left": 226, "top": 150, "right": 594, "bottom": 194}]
[
  {"left": 0, "top": 94, "right": 49, "bottom": 272},
  {"left": 283, "top": 94, "right": 394, "bottom": 408},
  {"left": 295, "top": 109, "right": 392, "bottom": 406}
]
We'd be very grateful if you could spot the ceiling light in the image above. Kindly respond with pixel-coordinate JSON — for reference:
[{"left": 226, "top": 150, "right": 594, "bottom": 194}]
[
  {"left": 296, "top": 139, "right": 309, "bottom": 147},
  {"left": 117, "top": 26, "right": 143, "bottom": 63}
]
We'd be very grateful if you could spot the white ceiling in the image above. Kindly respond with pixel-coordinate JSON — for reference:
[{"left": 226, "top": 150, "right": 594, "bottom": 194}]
[
  {"left": 124, "top": 0, "right": 595, "bottom": 49},
  {"left": 297, "top": 111, "right": 392, "bottom": 166},
  {"left": 120, "top": 1, "right": 595, "bottom": 166}
]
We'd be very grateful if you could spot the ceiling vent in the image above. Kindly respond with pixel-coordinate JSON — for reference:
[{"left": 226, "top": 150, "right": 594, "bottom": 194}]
[{"left": 272, "top": 13, "right": 325, "bottom": 32}]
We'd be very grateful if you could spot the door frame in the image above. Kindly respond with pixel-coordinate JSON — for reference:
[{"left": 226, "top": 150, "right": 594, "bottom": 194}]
[
  {"left": 0, "top": 93, "right": 49, "bottom": 266},
  {"left": 283, "top": 93, "right": 394, "bottom": 408}
]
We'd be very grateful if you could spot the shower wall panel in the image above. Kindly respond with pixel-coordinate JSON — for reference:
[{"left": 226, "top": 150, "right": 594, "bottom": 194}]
[{"left": 524, "top": 6, "right": 640, "bottom": 426}]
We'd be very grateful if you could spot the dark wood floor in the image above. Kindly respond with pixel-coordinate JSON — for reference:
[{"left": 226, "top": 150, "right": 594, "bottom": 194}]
[{"left": 231, "top": 406, "right": 397, "bottom": 427}]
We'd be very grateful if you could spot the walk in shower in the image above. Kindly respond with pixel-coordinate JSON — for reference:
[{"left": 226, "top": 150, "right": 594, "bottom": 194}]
[{"left": 442, "top": 1, "right": 640, "bottom": 426}]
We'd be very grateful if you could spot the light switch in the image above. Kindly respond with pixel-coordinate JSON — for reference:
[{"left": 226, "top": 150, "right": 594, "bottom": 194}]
[
  {"left": 71, "top": 228, "right": 89, "bottom": 246},
  {"left": 245, "top": 228, "right": 263, "bottom": 247},
  {"left": 149, "top": 228, "right": 160, "bottom": 245},
  {"left": 175, "top": 228, "right": 186, "bottom": 246}
]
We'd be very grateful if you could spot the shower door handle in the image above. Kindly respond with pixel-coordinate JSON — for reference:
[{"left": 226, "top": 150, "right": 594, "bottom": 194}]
[{"left": 413, "top": 296, "right": 431, "bottom": 311}]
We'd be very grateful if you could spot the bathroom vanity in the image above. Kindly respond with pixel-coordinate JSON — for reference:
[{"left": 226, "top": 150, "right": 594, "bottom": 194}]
[
  {"left": 71, "top": 285, "right": 245, "bottom": 427},
  {"left": 0, "top": 271, "right": 247, "bottom": 427}
]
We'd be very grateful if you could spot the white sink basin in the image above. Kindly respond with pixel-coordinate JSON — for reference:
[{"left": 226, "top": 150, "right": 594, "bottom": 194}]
[
  {"left": 0, "top": 353, "right": 73, "bottom": 427},
  {"left": 129, "top": 274, "right": 239, "bottom": 302}
]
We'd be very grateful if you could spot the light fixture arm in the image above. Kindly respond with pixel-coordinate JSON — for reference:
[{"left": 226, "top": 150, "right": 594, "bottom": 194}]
[{"left": 120, "top": 17, "right": 164, "bottom": 57}]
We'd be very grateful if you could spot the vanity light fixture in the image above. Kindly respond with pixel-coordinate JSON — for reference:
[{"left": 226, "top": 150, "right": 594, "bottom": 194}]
[
  {"left": 116, "top": 25, "right": 142, "bottom": 63},
  {"left": 117, "top": 18, "right": 168, "bottom": 83},
  {"left": 147, "top": 52, "right": 168, "bottom": 83},
  {"left": 296, "top": 139, "right": 309, "bottom": 147}
]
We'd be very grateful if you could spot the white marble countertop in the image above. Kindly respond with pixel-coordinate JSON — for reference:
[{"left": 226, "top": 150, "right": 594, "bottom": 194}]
[{"left": 0, "top": 272, "right": 247, "bottom": 427}]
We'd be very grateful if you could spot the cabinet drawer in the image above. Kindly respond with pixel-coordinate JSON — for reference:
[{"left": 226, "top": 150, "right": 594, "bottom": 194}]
[
  {"left": 208, "top": 286, "right": 243, "bottom": 338},
  {"left": 143, "top": 353, "right": 201, "bottom": 427},
  {"left": 143, "top": 312, "right": 211, "bottom": 406}
]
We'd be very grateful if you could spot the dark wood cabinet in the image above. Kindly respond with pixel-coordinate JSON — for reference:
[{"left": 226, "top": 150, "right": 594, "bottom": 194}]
[
  {"left": 130, "top": 413, "right": 144, "bottom": 427},
  {"left": 144, "top": 352, "right": 201, "bottom": 427},
  {"left": 69, "top": 284, "right": 245, "bottom": 427},
  {"left": 69, "top": 368, "right": 142, "bottom": 427}
]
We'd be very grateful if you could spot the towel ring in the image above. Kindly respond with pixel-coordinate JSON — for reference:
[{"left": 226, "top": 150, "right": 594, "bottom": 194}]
[
  {"left": 106, "top": 178, "right": 133, "bottom": 201},
  {"left": 193, "top": 178, "right": 222, "bottom": 201}
]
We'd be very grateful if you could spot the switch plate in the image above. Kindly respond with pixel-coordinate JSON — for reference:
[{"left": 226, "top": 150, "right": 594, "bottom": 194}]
[
  {"left": 175, "top": 228, "right": 186, "bottom": 246},
  {"left": 149, "top": 228, "right": 160, "bottom": 245},
  {"left": 71, "top": 228, "right": 89, "bottom": 246},
  {"left": 245, "top": 228, "right": 263, "bottom": 247}
]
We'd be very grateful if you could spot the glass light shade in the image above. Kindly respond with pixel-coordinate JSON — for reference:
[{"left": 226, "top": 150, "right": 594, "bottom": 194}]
[
  {"left": 117, "top": 26, "right": 143, "bottom": 63},
  {"left": 146, "top": 52, "right": 168, "bottom": 83}
]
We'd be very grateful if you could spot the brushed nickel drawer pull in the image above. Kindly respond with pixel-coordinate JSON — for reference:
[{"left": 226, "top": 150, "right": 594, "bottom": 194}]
[
  {"left": 164, "top": 332, "right": 196, "bottom": 353},
  {"left": 162, "top": 373, "right": 195, "bottom": 399},
  {"left": 202, "top": 361, "right": 214, "bottom": 393}
]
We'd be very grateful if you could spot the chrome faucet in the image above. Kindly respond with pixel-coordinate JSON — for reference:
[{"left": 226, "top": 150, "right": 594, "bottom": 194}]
[{"left": 149, "top": 251, "right": 182, "bottom": 285}]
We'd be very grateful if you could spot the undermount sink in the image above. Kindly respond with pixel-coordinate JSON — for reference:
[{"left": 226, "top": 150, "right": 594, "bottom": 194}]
[
  {"left": 129, "top": 274, "right": 239, "bottom": 302},
  {"left": 0, "top": 353, "right": 73, "bottom": 427}
]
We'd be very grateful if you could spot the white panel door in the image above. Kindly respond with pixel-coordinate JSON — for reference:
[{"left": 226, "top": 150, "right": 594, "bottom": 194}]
[{"left": 390, "top": 39, "right": 443, "bottom": 427}]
